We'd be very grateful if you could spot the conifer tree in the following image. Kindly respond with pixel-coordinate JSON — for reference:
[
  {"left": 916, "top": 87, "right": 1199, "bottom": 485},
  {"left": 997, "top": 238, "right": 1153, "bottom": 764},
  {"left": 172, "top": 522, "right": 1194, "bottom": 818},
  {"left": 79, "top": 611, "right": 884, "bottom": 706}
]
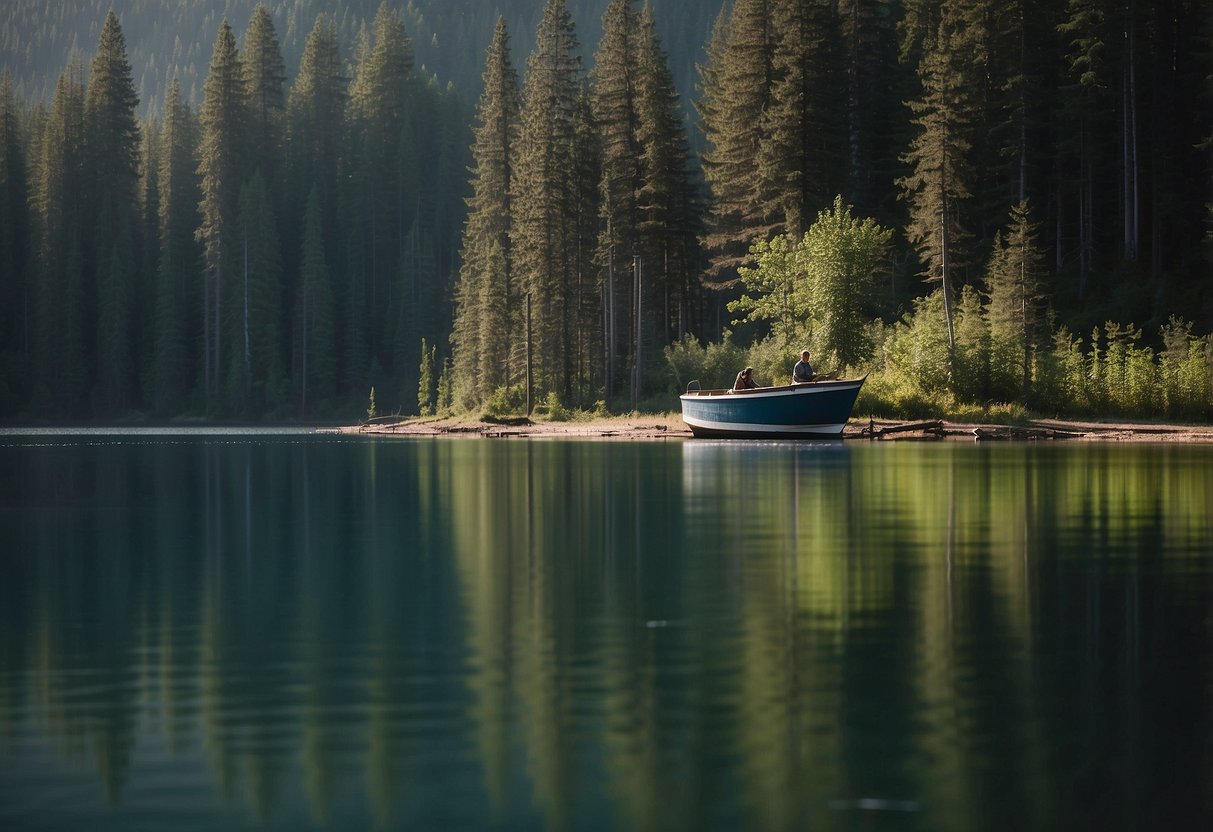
[
  {"left": 196, "top": 20, "right": 247, "bottom": 413},
  {"left": 633, "top": 5, "right": 700, "bottom": 371},
  {"left": 33, "top": 58, "right": 87, "bottom": 413},
  {"left": 592, "top": 0, "right": 643, "bottom": 402},
  {"left": 758, "top": 0, "right": 842, "bottom": 239},
  {"left": 242, "top": 4, "right": 286, "bottom": 202},
  {"left": 85, "top": 10, "right": 141, "bottom": 413},
  {"left": 235, "top": 172, "right": 285, "bottom": 412},
  {"left": 286, "top": 16, "right": 348, "bottom": 388},
  {"left": 153, "top": 78, "right": 200, "bottom": 416},
  {"left": 1057, "top": 0, "right": 1107, "bottom": 298},
  {"left": 897, "top": 0, "right": 979, "bottom": 354},
  {"left": 297, "top": 186, "right": 335, "bottom": 415},
  {"left": 984, "top": 199, "right": 1047, "bottom": 391},
  {"left": 0, "top": 71, "right": 30, "bottom": 380},
  {"left": 450, "top": 17, "right": 520, "bottom": 409},
  {"left": 696, "top": 0, "right": 776, "bottom": 278},
  {"left": 512, "top": 0, "right": 584, "bottom": 399},
  {"left": 346, "top": 1, "right": 414, "bottom": 371}
]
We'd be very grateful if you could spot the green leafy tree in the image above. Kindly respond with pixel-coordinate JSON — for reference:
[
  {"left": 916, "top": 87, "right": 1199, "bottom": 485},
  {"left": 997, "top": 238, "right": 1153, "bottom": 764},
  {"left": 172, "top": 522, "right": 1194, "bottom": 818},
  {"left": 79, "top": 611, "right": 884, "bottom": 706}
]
[
  {"left": 799, "top": 195, "right": 892, "bottom": 368},
  {"left": 730, "top": 234, "right": 807, "bottom": 341}
]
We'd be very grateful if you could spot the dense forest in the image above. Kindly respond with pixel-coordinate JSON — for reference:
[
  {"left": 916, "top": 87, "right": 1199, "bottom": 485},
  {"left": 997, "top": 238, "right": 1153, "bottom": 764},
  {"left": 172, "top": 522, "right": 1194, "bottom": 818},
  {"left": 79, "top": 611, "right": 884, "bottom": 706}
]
[{"left": 0, "top": 0, "right": 1210, "bottom": 421}]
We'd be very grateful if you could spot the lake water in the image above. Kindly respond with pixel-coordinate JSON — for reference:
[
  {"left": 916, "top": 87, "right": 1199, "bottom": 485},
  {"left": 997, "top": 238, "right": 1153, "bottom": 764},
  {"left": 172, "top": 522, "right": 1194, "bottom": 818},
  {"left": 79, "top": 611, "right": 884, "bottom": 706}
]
[{"left": 0, "top": 433, "right": 1210, "bottom": 831}]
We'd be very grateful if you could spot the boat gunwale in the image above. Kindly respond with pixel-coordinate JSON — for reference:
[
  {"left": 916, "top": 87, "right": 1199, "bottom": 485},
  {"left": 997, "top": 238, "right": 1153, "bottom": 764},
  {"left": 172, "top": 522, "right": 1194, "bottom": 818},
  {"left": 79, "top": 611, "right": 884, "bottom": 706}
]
[{"left": 680, "top": 376, "right": 867, "bottom": 399}]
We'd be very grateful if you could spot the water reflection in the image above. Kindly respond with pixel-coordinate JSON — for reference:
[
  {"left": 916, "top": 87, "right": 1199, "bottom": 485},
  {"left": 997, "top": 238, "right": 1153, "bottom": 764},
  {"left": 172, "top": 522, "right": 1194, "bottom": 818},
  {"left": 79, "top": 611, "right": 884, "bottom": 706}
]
[{"left": 0, "top": 436, "right": 1211, "bottom": 830}]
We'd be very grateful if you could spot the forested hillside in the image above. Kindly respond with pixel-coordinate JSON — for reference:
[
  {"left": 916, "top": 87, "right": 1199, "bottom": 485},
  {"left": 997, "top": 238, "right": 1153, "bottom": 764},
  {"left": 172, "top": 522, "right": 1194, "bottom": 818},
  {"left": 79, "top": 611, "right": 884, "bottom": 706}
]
[
  {"left": 0, "top": 0, "right": 1211, "bottom": 423},
  {"left": 0, "top": 0, "right": 718, "bottom": 119}
]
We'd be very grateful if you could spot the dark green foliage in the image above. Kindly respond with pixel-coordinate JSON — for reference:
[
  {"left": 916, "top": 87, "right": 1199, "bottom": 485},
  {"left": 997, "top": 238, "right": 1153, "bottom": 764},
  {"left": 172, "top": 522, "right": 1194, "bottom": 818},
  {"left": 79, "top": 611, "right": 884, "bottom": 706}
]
[
  {"left": 152, "top": 79, "right": 199, "bottom": 416},
  {"left": 235, "top": 173, "right": 285, "bottom": 412},
  {"left": 451, "top": 18, "right": 521, "bottom": 409},
  {"left": 0, "top": 71, "right": 31, "bottom": 412},
  {"left": 86, "top": 12, "right": 142, "bottom": 415},
  {"left": 296, "top": 186, "right": 335, "bottom": 415},
  {"left": 511, "top": 0, "right": 587, "bottom": 401},
  {"left": 196, "top": 19, "right": 247, "bottom": 413}
]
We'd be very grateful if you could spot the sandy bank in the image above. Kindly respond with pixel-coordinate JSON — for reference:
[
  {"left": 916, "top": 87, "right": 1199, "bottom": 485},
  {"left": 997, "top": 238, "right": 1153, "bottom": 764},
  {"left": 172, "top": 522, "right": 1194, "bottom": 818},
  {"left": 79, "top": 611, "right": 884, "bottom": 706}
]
[{"left": 328, "top": 414, "right": 1213, "bottom": 442}]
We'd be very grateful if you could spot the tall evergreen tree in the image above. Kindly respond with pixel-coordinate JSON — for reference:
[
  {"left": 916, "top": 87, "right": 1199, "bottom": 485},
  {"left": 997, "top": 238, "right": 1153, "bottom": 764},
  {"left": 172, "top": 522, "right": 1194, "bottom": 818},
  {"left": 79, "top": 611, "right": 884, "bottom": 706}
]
[
  {"left": 234, "top": 172, "right": 284, "bottom": 413},
  {"left": 84, "top": 9, "right": 141, "bottom": 414},
  {"left": 758, "top": 0, "right": 843, "bottom": 239},
  {"left": 897, "top": 0, "right": 979, "bottom": 354},
  {"left": 296, "top": 185, "right": 335, "bottom": 415},
  {"left": 0, "top": 70, "right": 31, "bottom": 387},
  {"left": 32, "top": 57, "right": 87, "bottom": 413},
  {"left": 242, "top": 4, "right": 286, "bottom": 197},
  {"left": 196, "top": 20, "right": 247, "bottom": 413},
  {"left": 1057, "top": 0, "right": 1107, "bottom": 298},
  {"left": 696, "top": 0, "right": 776, "bottom": 278},
  {"left": 633, "top": 5, "right": 700, "bottom": 379},
  {"left": 512, "top": 0, "right": 585, "bottom": 400},
  {"left": 345, "top": 1, "right": 414, "bottom": 378},
  {"left": 451, "top": 17, "right": 520, "bottom": 408},
  {"left": 984, "top": 199, "right": 1048, "bottom": 392},
  {"left": 286, "top": 16, "right": 347, "bottom": 387},
  {"left": 591, "top": 0, "right": 644, "bottom": 404},
  {"left": 153, "top": 78, "right": 199, "bottom": 416}
]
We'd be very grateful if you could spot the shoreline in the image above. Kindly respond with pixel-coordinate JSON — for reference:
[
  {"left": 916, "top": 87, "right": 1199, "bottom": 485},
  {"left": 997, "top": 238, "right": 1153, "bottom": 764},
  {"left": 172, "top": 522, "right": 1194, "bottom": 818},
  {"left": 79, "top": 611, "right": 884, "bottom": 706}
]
[{"left": 331, "top": 414, "right": 1213, "bottom": 442}]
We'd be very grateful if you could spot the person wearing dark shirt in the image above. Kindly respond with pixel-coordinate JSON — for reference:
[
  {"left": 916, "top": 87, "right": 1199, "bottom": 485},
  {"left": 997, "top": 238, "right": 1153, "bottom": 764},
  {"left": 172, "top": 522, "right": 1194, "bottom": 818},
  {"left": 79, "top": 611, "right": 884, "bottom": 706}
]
[
  {"left": 733, "top": 366, "right": 758, "bottom": 391},
  {"left": 792, "top": 350, "right": 814, "bottom": 383}
]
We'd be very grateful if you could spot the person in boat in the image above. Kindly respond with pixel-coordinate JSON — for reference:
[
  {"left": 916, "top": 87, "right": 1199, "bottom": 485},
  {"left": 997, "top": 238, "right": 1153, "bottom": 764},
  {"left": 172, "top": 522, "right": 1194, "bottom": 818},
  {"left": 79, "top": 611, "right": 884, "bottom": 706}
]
[
  {"left": 734, "top": 366, "right": 759, "bottom": 391},
  {"left": 792, "top": 349, "right": 815, "bottom": 384}
]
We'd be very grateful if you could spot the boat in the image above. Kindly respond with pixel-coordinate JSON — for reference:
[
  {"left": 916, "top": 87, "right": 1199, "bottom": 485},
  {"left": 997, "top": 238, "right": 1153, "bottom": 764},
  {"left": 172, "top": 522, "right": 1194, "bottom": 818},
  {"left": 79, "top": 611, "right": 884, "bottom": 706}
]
[{"left": 679, "top": 376, "right": 866, "bottom": 439}]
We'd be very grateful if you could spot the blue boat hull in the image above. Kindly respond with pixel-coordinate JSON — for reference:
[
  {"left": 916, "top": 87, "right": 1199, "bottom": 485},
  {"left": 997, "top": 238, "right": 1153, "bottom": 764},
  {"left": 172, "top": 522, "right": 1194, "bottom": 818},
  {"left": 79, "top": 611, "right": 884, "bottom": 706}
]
[{"left": 679, "top": 378, "right": 865, "bottom": 438}]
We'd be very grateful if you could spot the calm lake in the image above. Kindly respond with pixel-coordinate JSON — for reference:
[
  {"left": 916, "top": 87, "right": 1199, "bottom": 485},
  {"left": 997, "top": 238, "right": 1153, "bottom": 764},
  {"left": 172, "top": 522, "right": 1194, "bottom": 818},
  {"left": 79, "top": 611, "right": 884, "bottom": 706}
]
[{"left": 0, "top": 432, "right": 1210, "bottom": 831}]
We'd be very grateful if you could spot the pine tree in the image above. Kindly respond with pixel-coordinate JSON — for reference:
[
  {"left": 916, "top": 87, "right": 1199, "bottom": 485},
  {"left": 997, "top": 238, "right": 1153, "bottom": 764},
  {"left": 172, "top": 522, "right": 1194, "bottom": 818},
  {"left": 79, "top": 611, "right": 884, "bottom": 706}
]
[
  {"left": 33, "top": 58, "right": 87, "bottom": 413},
  {"left": 450, "top": 17, "right": 520, "bottom": 408},
  {"left": 235, "top": 172, "right": 285, "bottom": 413},
  {"left": 1057, "top": 0, "right": 1107, "bottom": 298},
  {"left": 196, "top": 20, "right": 247, "bottom": 414},
  {"left": 85, "top": 10, "right": 141, "bottom": 414},
  {"left": 153, "top": 78, "right": 200, "bottom": 416},
  {"left": 0, "top": 71, "right": 31, "bottom": 387},
  {"left": 346, "top": 1, "right": 414, "bottom": 374},
  {"left": 984, "top": 199, "right": 1047, "bottom": 392},
  {"left": 511, "top": 0, "right": 584, "bottom": 399},
  {"left": 697, "top": 0, "right": 776, "bottom": 278},
  {"left": 897, "top": 0, "right": 979, "bottom": 354},
  {"left": 286, "top": 16, "right": 348, "bottom": 390},
  {"left": 633, "top": 5, "right": 700, "bottom": 382},
  {"left": 242, "top": 4, "right": 286, "bottom": 200},
  {"left": 758, "top": 0, "right": 843, "bottom": 239},
  {"left": 296, "top": 186, "right": 335, "bottom": 415},
  {"left": 592, "top": 0, "right": 643, "bottom": 403}
]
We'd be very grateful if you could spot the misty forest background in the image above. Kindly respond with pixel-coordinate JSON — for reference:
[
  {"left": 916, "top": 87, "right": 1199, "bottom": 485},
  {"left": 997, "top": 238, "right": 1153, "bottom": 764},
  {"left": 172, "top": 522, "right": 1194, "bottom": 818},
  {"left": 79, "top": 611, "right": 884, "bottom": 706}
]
[{"left": 0, "top": 0, "right": 1210, "bottom": 422}]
